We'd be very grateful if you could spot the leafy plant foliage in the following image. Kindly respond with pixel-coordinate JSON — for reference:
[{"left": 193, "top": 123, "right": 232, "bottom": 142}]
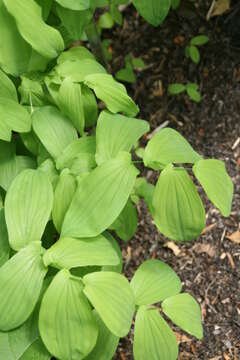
[{"left": 0, "top": 0, "right": 233, "bottom": 359}]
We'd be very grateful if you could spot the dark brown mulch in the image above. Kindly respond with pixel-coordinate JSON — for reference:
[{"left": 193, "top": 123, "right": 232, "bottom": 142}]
[{"left": 104, "top": 2, "right": 240, "bottom": 359}]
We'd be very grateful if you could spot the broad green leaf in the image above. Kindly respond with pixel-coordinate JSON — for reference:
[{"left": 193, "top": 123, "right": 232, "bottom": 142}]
[
  {"left": 132, "top": 0, "right": 171, "bottom": 26},
  {"left": 189, "top": 45, "right": 200, "bottom": 64},
  {"left": 134, "top": 177, "right": 155, "bottom": 213},
  {"left": 0, "top": 69, "right": 18, "bottom": 101},
  {"left": 116, "top": 67, "right": 136, "bottom": 84},
  {"left": 85, "top": 74, "right": 139, "bottom": 117},
  {"left": 132, "top": 57, "right": 145, "bottom": 69},
  {"left": 162, "top": 293, "right": 203, "bottom": 339},
  {"left": 98, "top": 12, "right": 114, "bottom": 29},
  {"left": 70, "top": 152, "right": 96, "bottom": 175},
  {"left": 83, "top": 271, "right": 135, "bottom": 336},
  {"left": 0, "top": 304, "right": 39, "bottom": 360},
  {"left": 61, "top": 152, "right": 139, "bottom": 238},
  {"left": 56, "top": 59, "right": 106, "bottom": 82},
  {"left": 56, "top": 6, "right": 92, "bottom": 41},
  {"left": 19, "top": 77, "right": 48, "bottom": 107},
  {"left": 190, "top": 35, "right": 209, "bottom": 46},
  {"left": 144, "top": 127, "right": 201, "bottom": 170},
  {"left": 96, "top": 110, "right": 149, "bottom": 165},
  {"left": 55, "top": 0, "right": 90, "bottom": 10},
  {"left": 0, "top": 209, "right": 10, "bottom": 266},
  {"left": 168, "top": 83, "right": 185, "bottom": 95},
  {"left": 5, "top": 169, "right": 53, "bottom": 250},
  {"left": 57, "top": 46, "right": 95, "bottom": 64},
  {"left": 35, "top": 0, "right": 53, "bottom": 20},
  {"left": 43, "top": 234, "right": 120, "bottom": 268},
  {"left": 81, "top": 84, "right": 98, "bottom": 127},
  {"left": 152, "top": 164, "right": 205, "bottom": 241},
  {"left": 32, "top": 106, "right": 78, "bottom": 159},
  {"left": 0, "top": 118, "right": 11, "bottom": 141},
  {"left": 186, "top": 84, "right": 201, "bottom": 102},
  {"left": 56, "top": 135, "right": 96, "bottom": 170},
  {"left": 101, "top": 232, "right": 123, "bottom": 273},
  {"left": 133, "top": 306, "right": 178, "bottom": 360},
  {"left": 110, "top": 199, "right": 138, "bottom": 242},
  {"left": 0, "top": 155, "right": 36, "bottom": 191},
  {"left": 193, "top": 159, "right": 233, "bottom": 216},
  {"left": 52, "top": 170, "right": 76, "bottom": 232},
  {"left": 0, "top": 0, "right": 48, "bottom": 76},
  {"left": 39, "top": 269, "right": 98, "bottom": 360},
  {"left": 0, "top": 241, "right": 47, "bottom": 331},
  {"left": 58, "top": 77, "right": 85, "bottom": 134},
  {"left": 171, "top": 0, "right": 180, "bottom": 10},
  {"left": 85, "top": 311, "right": 119, "bottom": 360},
  {"left": 20, "top": 339, "right": 51, "bottom": 360},
  {"left": 20, "top": 131, "right": 42, "bottom": 156},
  {"left": 3, "top": 0, "right": 64, "bottom": 59},
  {"left": 130, "top": 259, "right": 182, "bottom": 305},
  {"left": 38, "top": 158, "right": 59, "bottom": 188},
  {"left": 0, "top": 98, "right": 31, "bottom": 137}
]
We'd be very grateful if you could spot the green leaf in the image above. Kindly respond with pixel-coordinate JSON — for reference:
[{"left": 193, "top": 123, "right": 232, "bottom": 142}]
[
  {"left": 56, "top": 6, "right": 92, "bottom": 41},
  {"left": 56, "top": 136, "right": 96, "bottom": 170},
  {"left": 55, "top": 0, "right": 90, "bottom": 10},
  {"left": 52, "top": 170, "right": 77, "bottom": 232},
  {"left": 96, "top": 110, "right": 149, "bottom": 164},
  {"left": 39, "top": 269, "right": 98, "bottom": 360},
  {"left": 98, "top": 12, "right": 114, "bottom": 29},
  {"left": 101, "top": 232, "right": 123, "bottom": 273},
  {"left": 152, "top": 164, "right": 205, "bottom": 241},
  {"left": 81, "top": 85, "right": 98, "bottom": 127},
  {"left": 186, "top": 85, "right": 201, "bottom": 103},
  {"left": 38, "top": 158, "right": 58, "bottom": 188},
  {"left": 3, "top": 0, "right": 64, "bottom": 59},
  {"left": 134, "top": 177, "right": 154, "bottom": 213},
  {"left": 190, "top": 35, "right": 209, "bottom": 46},
  {"left": 43, "top": 234, "right": 120, "bottom": 268},
  {"left": 132, "top": 0, "right": 171, "bottom": 26},
  {"left": 57, "top": 46, "right": 95, "bottom": 64},
  {"left": 171, "top": 0, "right": 180, "bottom": 10},
  {"left": 19, "top": 77, "right": 48, "bottom": 107},
  {"left": 0, "top": 98, "right": 31, "bottom": 138},
  {"left": 193, "top": 159, "right": 233, "bottom": 216},
  {"left": 61, "top": 152, "right": 139, "bottom": 238},
  {"left": 85, "top": 73, "right": 139, "bottom": 117},
  {"left": 162, "top": 293, "right": 203, "bottom": 339},
  {"left": 5, "top": 169, "right": 53, "bottom": 250},
  {"left": 20, "top": 338, "right": 51, "bottom": 360},
  {"left": 58, "top": 77, "right": 85, "bottom": 134},
  {"left": 144, "top": 128, "right": 201, "bottom": 170},
  {"left": 70, "top": 152, "right": 96, "bottom": 175},
  {"left": 189, "top": 45, "right": 200, "bottom": 64},
  {"left": 56, "top": 59, "right": 106, "bottom": 82},
  {"left": 130, "top": 259, "right": 182, "bottom": 305},
  {"left": 110, "top": 199, "right": 138, "bottom": 241},
  {"left": 0, "top": 154, "right": 36, "bottom": 191},
  {"left": 36, "top": 0, "right": 53, "bottom": 20},
  {"left": 0, "top": 209, "right": 10, "bottom": 266},
  {"left": 0, "top": 241, "right": 47, "bottom": 331},
  {"left": 85, "top": 311, "right": 119, "bottom": 360},
  {"left": 133, "top": 306, "right": 178, "bottom": 360},
  {"left": 0, "top": 69, "right": 18, "bottom": 101},
  {"left": 32, "top": 106, "right": 78, "bottom": 159},
  {"left": 83, "top": 271, "right": 135, "bottom": 337},
  {"left": 116, "top": 67, "right": 136, "bottom": 84},
  {"left": 132, "top": 57, "right": 145, "bottom": 69},
  {"left": 168, "top": 83, "right": 185, "bottom": 95},
  {"left": 0, "top": 0, "right": 48, "bottom": 76}
]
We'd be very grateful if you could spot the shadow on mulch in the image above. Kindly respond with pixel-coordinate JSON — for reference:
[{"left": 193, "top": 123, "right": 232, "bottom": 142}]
[{"left": 103, "top": 2, "right": 240, "bottom": 359}]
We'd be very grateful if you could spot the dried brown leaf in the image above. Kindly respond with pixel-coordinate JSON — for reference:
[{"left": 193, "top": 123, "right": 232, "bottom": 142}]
[
  {"left": 164, "top": 241, "right": 181, "bottom": 256},
  {"left": 193, "top": 243, "right": 216, "bottom": 258},
  {"left": 226, "top": 230, "right": 240, "bottom": 244},
  {"left": 207, "top": 0, "right": 230, "bottom": 20}
]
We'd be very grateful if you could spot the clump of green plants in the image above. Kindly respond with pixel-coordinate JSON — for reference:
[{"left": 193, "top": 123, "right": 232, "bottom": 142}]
[
  {"left": 0, "top": 0, "right": 233, "bottom": 359},
  {"left": 185, "top": 35, "right": 209, "bottom": 64},
  {"left": 168, "top": 82, "right": 201, "bottom": 102},
  {"left": 116, "top": 53, "right": 145, "bottom": 83}
]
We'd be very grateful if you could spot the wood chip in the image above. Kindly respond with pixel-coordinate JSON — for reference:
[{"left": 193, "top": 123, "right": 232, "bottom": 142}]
[
  {"left": 164, "top": 241, "right": 181, "bottom": 256},
  {"left": 202, "top": 222, "right": 217, "bottom": 234},
  {"left": 193, "top": 243, "right": 216, "bottom": 258},
  {"left": 174, "top": 332, "right": 192, "bottom": 343},
  {"left": 226, "top": 230, "right": 240, "bottom": 244},
  {"left": 226, "top": 252, "right": 235, "bottom": 269},
  {"left": 223, "top": 352, "right": 231, "bottom": 360}
]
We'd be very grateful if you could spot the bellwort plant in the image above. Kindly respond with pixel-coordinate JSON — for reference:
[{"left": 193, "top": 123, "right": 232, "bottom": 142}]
[{"left": 0, "top": 0, "right": 233, "bottom": 359}]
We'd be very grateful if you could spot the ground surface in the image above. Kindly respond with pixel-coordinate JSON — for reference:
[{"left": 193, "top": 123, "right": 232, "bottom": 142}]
[{"left": 104, "top": 2, "right": 240, "bottom": 359}]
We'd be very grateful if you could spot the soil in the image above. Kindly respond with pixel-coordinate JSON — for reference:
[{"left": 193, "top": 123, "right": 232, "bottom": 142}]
[{"left": 103, "top": 1, "right": 240, "bottom": 359}]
